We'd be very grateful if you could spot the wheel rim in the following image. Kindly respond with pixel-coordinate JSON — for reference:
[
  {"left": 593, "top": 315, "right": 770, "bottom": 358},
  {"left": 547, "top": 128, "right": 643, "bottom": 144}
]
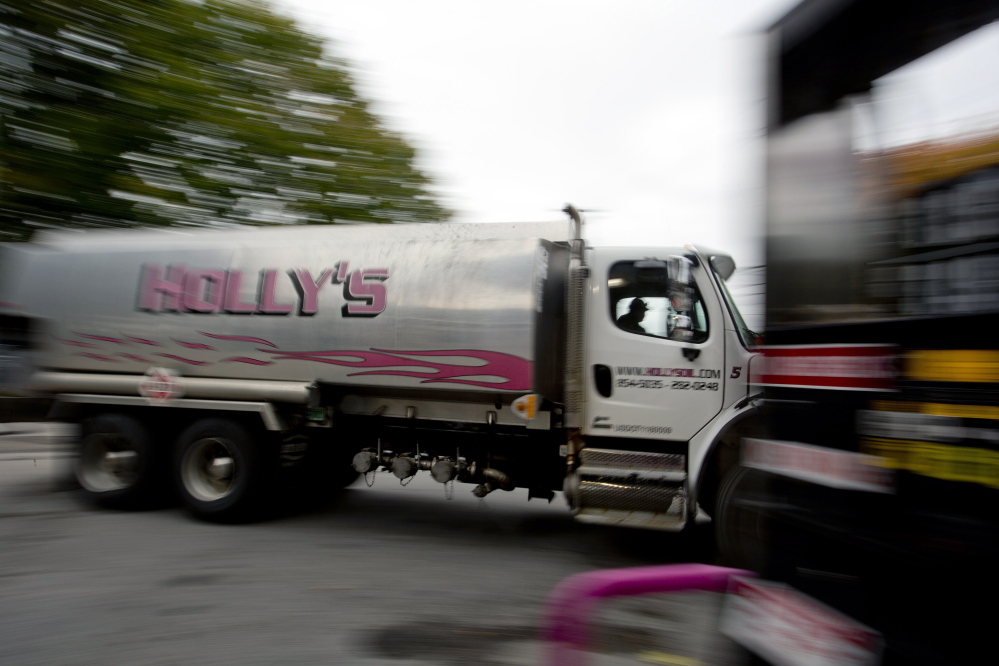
[
  {"left": 77, "top": 433, "right": 140, "bottom": 493},
  {"left": 182, "top": 437, "right": 237, "bottom": 502}
]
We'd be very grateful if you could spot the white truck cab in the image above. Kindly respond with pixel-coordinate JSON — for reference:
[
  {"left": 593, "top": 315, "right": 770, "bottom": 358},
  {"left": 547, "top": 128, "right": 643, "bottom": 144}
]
[{"left": 565, "top": 240, "right": 760, "bottom": 530}]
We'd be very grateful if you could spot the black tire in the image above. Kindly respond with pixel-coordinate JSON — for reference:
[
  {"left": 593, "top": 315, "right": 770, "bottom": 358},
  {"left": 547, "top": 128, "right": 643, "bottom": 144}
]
[
  {"left": 174, "top": 418, "right": 272, "bottom": 523},
  {"left": 714, "top": 466, "right": 769, "bottom": 572},
  {"left": 75, "top": 413, "right": 164, "bottom": 509}
]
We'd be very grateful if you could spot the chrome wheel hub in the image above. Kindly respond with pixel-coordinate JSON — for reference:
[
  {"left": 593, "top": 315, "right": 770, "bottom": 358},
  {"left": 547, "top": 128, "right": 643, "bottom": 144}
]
[
  {"left": 77, "top": 434, "right": 139, "bottom": 493},
  {"left": 182, "top": 437, "right": 237, "bottom": 502}
]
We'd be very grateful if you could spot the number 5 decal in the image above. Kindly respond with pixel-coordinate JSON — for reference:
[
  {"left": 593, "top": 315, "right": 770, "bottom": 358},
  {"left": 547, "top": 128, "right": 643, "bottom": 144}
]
[{"left": 730, "top": 366, "right": 742, "bottom": 379}]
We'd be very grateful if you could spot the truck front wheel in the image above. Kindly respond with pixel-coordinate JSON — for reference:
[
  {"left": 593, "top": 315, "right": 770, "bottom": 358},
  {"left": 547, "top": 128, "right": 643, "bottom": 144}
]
[
  {"left": 175, "top": 418, "right": 271, "bottom": 522},
  {"left": 714, "top": 466, "right": 769, "bottom": 572},
  {"left": 76, "top": 413, "right": 164, "bottom": 509}
]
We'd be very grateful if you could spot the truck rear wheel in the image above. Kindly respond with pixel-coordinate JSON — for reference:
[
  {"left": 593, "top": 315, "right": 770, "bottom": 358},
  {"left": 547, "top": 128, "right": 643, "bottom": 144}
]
[
  {"left": 175, "top": 418, "right": 271, "bottom": 522},
  {"left": 76, "top": 414, "right": 164, "bottom": 509}
]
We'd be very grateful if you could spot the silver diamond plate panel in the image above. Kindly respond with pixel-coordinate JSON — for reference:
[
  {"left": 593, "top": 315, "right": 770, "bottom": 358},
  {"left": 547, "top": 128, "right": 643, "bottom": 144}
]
[{"left": 580, "top": 448, "right": 685, "bottom": 472}]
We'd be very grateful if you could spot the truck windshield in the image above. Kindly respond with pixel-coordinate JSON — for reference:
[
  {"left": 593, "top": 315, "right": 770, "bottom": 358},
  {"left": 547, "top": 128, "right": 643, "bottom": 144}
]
[{"left": 713, "top": 272, "right": 759, "bottom": 349}]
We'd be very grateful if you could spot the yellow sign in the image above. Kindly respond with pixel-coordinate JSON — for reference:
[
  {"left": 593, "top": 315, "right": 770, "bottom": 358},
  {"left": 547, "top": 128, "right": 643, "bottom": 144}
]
[
  {"left": 861, "top": 437, "right": 999, "bottom": 489},
  {"left": 870, "top": 400, "right": 999, "bottom": 420},
  {"left": 905, "top": 350, "right": 999, "bottom": 383}
]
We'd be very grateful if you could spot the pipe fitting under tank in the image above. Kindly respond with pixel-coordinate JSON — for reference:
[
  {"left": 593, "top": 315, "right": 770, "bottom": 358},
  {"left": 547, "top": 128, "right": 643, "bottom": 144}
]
[
  {"left": 472, "top": 483, "right": 495, "bottom": 498},
  {"left": 429, "top": 456, "right": 473, "bottom": 484},
  {"left": 352, "top": 450, "right": 378, "bottom": 474},
  {"left": 481, "top": 467, "right": 513, "bottom": 491},
  {"left": 472, "top": 468, "right": 515, "bottom": 497},
  {"left": 390, "top": 455, "right": 419, "bottom": 480},
  {"left": 430, "top": 459, "right": 456, "bottom": 483}
]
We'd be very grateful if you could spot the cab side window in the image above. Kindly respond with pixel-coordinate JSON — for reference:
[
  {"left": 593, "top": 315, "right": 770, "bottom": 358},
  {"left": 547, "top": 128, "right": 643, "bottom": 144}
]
[{"left": 608, "top": 262, "right": 708, "bottom": 343}]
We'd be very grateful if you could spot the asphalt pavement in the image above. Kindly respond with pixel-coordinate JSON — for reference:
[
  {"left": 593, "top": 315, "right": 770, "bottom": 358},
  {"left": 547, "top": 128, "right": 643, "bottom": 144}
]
[{"left": 0, "top": 426, "right": 748, "bottom": 665}]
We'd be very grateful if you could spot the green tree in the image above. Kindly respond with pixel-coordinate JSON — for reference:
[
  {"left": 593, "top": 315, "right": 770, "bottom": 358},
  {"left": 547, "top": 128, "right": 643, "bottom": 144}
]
[{"left": 0, "top": 0, "right": 448, "bottom": 242}]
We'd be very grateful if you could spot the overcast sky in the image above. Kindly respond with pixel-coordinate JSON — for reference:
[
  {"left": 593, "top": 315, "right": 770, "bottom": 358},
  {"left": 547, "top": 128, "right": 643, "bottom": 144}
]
[{"left": 271, "top": 0, "right": 799, "bottom": 271}]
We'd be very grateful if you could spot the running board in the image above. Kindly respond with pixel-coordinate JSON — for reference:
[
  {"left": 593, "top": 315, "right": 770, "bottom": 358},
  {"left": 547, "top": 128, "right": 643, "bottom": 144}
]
[{"left": 565, "top": 448, "right": 687, "bottom": 531}]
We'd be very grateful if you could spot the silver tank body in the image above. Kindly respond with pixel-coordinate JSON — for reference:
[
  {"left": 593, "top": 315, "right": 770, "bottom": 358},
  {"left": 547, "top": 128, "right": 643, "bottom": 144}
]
[{"left": 0, "top": 223, "right": 569, "bottom": 395}]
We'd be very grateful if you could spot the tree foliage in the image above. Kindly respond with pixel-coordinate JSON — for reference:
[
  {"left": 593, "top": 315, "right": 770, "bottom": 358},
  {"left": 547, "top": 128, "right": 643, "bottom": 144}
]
[{"left": 0, "top": 0, "right": 448, "bottom": 242}]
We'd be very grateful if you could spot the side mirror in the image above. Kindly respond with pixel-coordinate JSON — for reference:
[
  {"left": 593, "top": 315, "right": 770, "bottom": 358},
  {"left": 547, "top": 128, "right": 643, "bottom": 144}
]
[
  {"left": 709, "top": 254, "right": 736, "bottom": 281},
  {"left": 667, "top": 256, "right": 696, "bottom": 341},
  {"left": 666, "top": 255, "right": 694, "bottom": 286},
  {"left": 667, "top": 255, "right": 695, "bottom": 306}
]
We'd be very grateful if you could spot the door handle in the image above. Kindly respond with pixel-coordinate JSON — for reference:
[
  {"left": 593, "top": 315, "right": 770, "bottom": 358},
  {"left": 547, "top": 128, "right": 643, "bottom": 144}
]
[{"left": 593, "top": 364, "right": 612, "bottom": 397}]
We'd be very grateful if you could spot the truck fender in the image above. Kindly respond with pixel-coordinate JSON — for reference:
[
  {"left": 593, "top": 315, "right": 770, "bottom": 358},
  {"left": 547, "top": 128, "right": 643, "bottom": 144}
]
[{"left": 686, "top": 394, "right": 761, "bottom": 519}]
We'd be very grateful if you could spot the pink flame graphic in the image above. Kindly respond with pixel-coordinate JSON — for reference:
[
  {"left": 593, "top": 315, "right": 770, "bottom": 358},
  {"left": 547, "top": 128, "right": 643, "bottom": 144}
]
[
  {"left": 124, "top": 336, "right": 162, "bottom": 346},
  {"left": 153, "top": 354, "right": 211, "bottom": 366},
  {"left": 199, "top": 332, "right": 277, "bottom": 348},
  {"left": 173, "top": 339, "right": 215, "bottom": 350},
  {"left": 119, "top": 354, "right": 151, "bottom": 363},
  {"left": 221, "top": 357, "right": 273, "bottom": 366},
  {"left": 271, "top": 348, "right": 531, "bottom": 390},
  {"left": 55, "top": 337, "right": 99, "bottom": 348},
  {"left": 76, "top": 333, "right": 128, "bottom": 344},
  {"left": 65, "top": 328, "right": 530, "bottom": 390}
]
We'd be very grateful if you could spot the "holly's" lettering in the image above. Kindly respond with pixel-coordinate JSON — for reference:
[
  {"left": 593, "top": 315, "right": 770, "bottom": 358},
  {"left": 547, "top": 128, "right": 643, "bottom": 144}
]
[{"left": 137, "top": 262, "right": 389, "bottom": 317}]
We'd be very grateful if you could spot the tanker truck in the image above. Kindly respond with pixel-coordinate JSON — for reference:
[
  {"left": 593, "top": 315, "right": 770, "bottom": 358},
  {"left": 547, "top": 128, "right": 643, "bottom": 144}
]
[{"left": 0, "top": 207, "right": 759, "bottom": 527}]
